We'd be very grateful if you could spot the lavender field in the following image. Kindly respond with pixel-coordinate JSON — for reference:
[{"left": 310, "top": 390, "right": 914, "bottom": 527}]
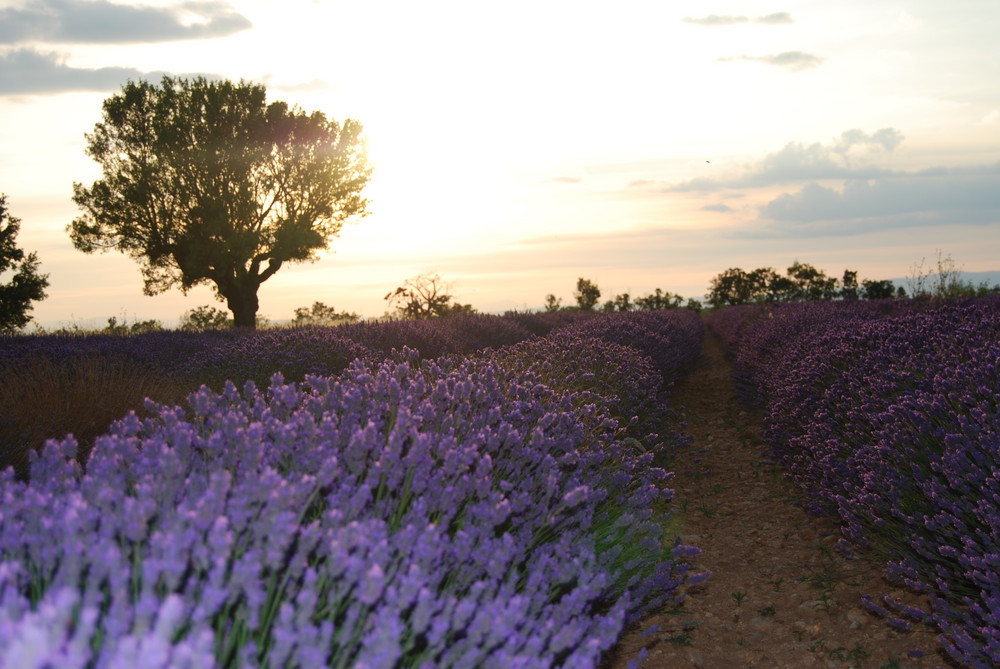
[
  {"left": 0, "top": 311, "right": 706, "bottom": 667},
  {"left": 709, "top": 297, "right": 1000, "bottom": 668}
]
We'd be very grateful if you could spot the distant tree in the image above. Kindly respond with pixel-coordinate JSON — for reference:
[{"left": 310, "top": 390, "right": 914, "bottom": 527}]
[
  {"left": 635, "top": 288, "right": 683, "bottom": 310},
  {"left": 708, "top": 268, "right": 767, "bottom": 307},
  {"left": 543, "top": 293, "right": 562, "bottom": 312},
  {"left": 180, "top": 304, "right": 232, "bottom": 330},
  {"left": 684, "top": 297, "right": 703, "bottom": 313},
  {"left": 292, "top": 301, "right": 360, "bottom": 326},
  {"left": 786, "top": 261, "right": 838, "bottom": 301},
  {"left": 385, "top": 272, "right": 474, "bottom": 318},
  {"left": 104, "top": 314, "right": 163, "bottom": 335},
  {"left": 602, "top": 292, "right": 634, "bottom": 312},
  {"left": 860, "top": 279, "right": 897, "bottom": 300},
  {"left": 973, "top": 280, "right": 1000, "bottom": 296},
  {"left": 0, "top": 194, "right": 49, "bottom": 332},
  {"left": 707, "top": 268, "right": 745, "bottom": 308},
  {"left": 574, "top": 277, "right": 601, "bottom": 310},
  {"left": 69, "top": 76, "right": 372, "bottom": 329},
  {"left": 709, "top": 263, "right": 847, "bottom": 306},
  {"left": 444, "top": 302, "right": 477, "bottom": 316},
  {"left": 840, "top": 269, "right": 859, "bottom": 300}
]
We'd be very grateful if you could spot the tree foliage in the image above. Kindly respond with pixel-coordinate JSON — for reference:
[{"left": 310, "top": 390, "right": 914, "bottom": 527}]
[
  {"left": 601, "top": 292, "right": 633, "bottom": 312},
  {"left": 384, "top": 273, "right": 475, "bottom": 319},
  {"left": 0, "top": 194, "right": 49, "bottom": 332},
  {"left": 69, "top": 76, "right": 371, "bottom": 328},
  {"left": 551, "top": 281, "right": 694, "bottom": 313},
  {"left": 860, "top": 279, "right": 897, "bottom": 300},
  {"left": 103, "top": 314, "right": 164, "bottom": 335},
  {"left": 292, "top": 301, "right": 360, "bottom": 326},
  {"left": 574, "top": 277, "right": 601, "bottom": 310},
  {"left": 841, "top": 269, "right": 859, "bottom": 300},
  {"left": 635, "top": 288, "right": 684, "bottom": 311},
  {"left": 180, "top": 304, "right": 232, "bottom": 330},
  {"left": 707, "top": 261, "right": 890, "bottom": 307}
]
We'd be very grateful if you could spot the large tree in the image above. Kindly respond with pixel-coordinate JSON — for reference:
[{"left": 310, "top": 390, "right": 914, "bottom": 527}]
[
  {"left": 70, "top": 77, "right": 371, "bottom": 328},
  {"left": 0, "top": 194, "right": 49, "bottom": 332}
]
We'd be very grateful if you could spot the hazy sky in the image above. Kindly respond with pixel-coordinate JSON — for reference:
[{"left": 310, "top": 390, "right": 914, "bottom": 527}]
[{"left": 1, "top": 0, "right": 998, "bottom": 327}]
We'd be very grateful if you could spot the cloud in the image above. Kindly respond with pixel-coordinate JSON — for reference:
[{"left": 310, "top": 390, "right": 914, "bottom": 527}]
[
  {"left": 832, "top": 127, "right": 904, "bottom": 156},
  {"left": 0, "top": 0, "right": 251, "bottom": 45},
  {"left": 0, "top": 48, "right": 220, "bottom": 95},
  {"left": 756, "top": 12, "right": 794, "bottom": 24},
  {"left": 745, "top": 162, "right": 1000, "bottom": 237},
  {"left": 684, "top": 15, "right": 749, "bottom": 26},
  {"left": 702, "top": 203, "right": 735, "bottom": 213},
  {"left": 627, "top": 178, "right": 657, "bottom": 188},
  {"left": 657, "top": 128, "right": 905, "bottom": 193},
  {"left": 684, "top": 13, "right": 794, "bottom": 26},
  {"left": 628, "top": 128, "right": 999, "bottom": 239},
  {"left": 718, "top": 51, "right": 823, "bottom": 71}
]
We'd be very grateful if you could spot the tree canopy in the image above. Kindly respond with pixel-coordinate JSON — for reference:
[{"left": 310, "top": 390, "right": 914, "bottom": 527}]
[
  {"left": 292, "top": 301, "right": 360, "bottom": 326},
  {"left": 0, "top": 194, "right": 49, "bottom": 332},
  {"left": 574, "top": 277, "right": 601, "bottom": 310},
  {"left": 707, "top": 261, "right": 900, "bottom": 308},
  {"left": 384, "top": 273, "right": 475, "bottom": 319},
  {"left": 69, "top": 76, "right": 371, "bottom": 328}
]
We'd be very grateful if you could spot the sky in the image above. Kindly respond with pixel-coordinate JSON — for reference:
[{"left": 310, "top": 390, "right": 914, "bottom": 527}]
[{"left": 1, "top": 0, "right": 998, "bottom": 328}]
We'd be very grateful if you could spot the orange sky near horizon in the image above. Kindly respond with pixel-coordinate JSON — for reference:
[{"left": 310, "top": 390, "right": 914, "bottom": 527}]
[{"left": 1, "top": 0, "right": 998, "bottom": 327}]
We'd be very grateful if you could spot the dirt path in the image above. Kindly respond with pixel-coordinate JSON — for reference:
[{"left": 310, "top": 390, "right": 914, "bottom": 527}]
[{"left": 601, "top": 331, "right": 953, "bottom": 669}]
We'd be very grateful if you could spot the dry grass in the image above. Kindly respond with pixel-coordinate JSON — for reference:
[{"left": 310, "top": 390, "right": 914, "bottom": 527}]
[{"left": 0, "top": 355, "right": 196, "bottom": 479}]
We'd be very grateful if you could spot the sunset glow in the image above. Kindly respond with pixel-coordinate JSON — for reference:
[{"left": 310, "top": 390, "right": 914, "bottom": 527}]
[{"left": 1, "top": 0, "right": 998, "bottom": 327}]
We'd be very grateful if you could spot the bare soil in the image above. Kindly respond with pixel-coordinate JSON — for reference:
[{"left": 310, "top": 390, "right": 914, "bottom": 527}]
[{"left": 601, "top": 331, "right": 958, "bottom": 669}]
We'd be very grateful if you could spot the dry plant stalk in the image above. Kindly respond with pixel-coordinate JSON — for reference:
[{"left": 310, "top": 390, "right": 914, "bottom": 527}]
[{"left": 0, "top": 355, "right": 192, "bottom": 478}]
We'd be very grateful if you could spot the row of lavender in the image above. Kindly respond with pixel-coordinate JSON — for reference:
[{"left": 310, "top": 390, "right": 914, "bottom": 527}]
[
  {"left": 0, "top": 312, "right": 595, "bottom": 390},
  {"left": 709, "top": 298, "right": 1000, "bottom": 668},
  {"left": 0, "top": 312, "right": 591, "bottom": 478},
  {"left": 0, "top": 310, "right": 705, "bottom": 667}
]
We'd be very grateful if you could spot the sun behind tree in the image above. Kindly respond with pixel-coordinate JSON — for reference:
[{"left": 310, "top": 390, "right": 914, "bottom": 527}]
[{"left": 69, "top": 76, "right": 372, "bottom": 328}]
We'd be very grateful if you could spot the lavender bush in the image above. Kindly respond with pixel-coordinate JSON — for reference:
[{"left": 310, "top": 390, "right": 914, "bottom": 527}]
[
  {"left": 710, "top": 298, "right": 1000, "bottom": 667},
  {"left": 564, "top": 310, "right": 705, "bottom": 381},
  {"left": 492, "top": 329, "right": 691, "bottom": 455},
  {"left": 0, "top": 310, "right": 705, "bottom": 667},
  {"left": 176, "top": 326, "right": 374, "bottom": 389}
]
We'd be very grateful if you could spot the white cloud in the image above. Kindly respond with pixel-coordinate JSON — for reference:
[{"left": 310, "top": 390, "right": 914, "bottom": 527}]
[
  {"left": 653, "top": 128, "right": 904, "bottom": 193},
  {"left": 0, "top": 0, "right": 251, "bottom": 44},
  {"left": 683, "top": 13, "right": 794, "bottom": 26},
  {"left": 631, "top": 128, "right": 999, "bottom": 240},
  {"left": 683, "top": 14, "right": 749, "bottom": 26},
  {"left": 0, "top": 48, "right": 221, "bottom": 95},
  {"left": 756, "top": 12, "right": 794, "bottom": 25},
  {"left": 717, "top": 51, "right": 824, "bottom": 71},
  {"left": 702, "top": 203, "right": 735, "bottom": 213},
  {"left": 757, "top": 165, "right": 1000, "bottom": 232}
]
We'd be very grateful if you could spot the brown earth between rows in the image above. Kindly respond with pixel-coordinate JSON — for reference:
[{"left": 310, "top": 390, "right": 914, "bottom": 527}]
[{"left": 600, "top": 331, "right": 958, "bottom": 669}]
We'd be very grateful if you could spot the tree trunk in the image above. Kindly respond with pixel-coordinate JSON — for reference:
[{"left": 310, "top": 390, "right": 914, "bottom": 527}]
[{"left": 225, "top": 283, "right": 260, "bottom": 329}]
